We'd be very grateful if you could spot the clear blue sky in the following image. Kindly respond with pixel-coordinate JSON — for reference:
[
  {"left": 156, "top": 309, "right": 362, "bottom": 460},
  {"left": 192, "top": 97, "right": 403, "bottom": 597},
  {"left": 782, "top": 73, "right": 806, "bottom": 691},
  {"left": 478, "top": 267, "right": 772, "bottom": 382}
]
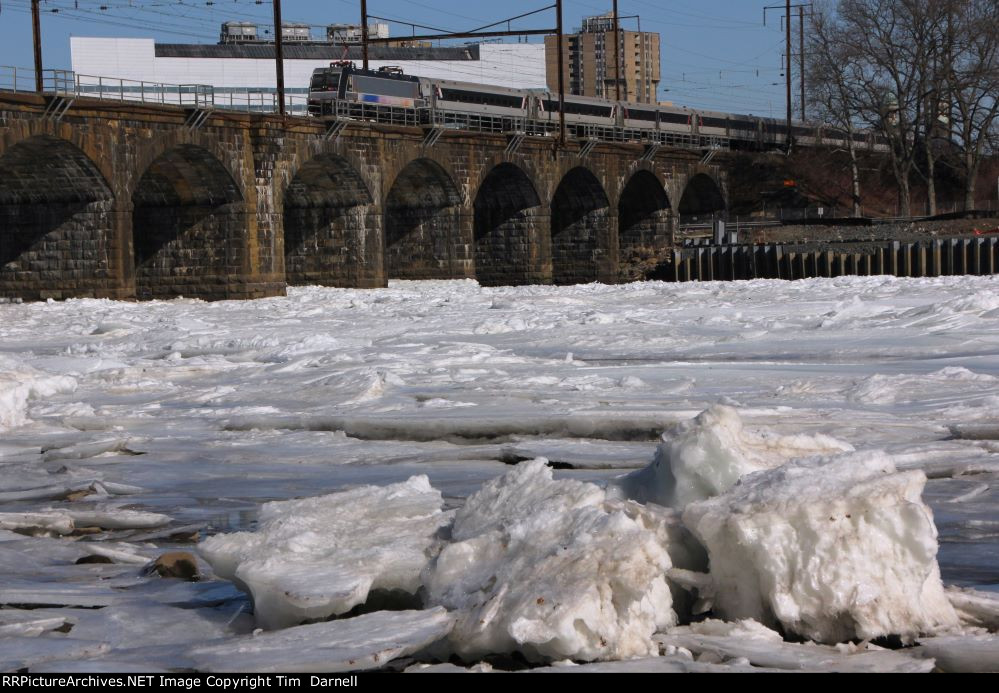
[{"left": 0, "top": 0, "right": 796, "bottom": 116}]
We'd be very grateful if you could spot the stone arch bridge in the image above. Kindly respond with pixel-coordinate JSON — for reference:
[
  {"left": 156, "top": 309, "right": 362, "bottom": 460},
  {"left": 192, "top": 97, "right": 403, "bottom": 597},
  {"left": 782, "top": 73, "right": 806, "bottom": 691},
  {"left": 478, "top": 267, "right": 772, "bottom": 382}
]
[{"left": 0, "top": 93, "right": 728, "bottom": 301}]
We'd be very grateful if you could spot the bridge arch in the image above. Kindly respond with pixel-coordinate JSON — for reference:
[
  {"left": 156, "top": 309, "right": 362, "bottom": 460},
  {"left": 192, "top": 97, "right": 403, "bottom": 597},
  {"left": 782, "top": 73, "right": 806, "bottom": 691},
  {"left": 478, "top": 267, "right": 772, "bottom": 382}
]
[
  {"left": 131, "top": 144, "right": 245, "bottom": 300},
  {"left": 550, "top": 166, "right": 611, "bottom": 285},
  {"left": 472, "top": 163, "right": 545, "bottom": 286},
  {"left": 0, "top": 135, "right": 116, "bottom": 301},
  {"left": 618, "top": 169, "right": 672, "bottom": 257},
  {"left": 282, "top": 153, "right": 376, "bottom": 287},
  {"left": 384, "top": 157, "right": 463, "bottom": 280},
  {"left": 678, "top": 173, "right": 726, "bottom": 223}
]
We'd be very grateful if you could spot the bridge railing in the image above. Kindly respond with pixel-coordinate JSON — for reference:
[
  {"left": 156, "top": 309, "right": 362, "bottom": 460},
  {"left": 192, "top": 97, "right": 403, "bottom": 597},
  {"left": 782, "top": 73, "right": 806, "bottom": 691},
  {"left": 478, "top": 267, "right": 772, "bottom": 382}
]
[
  {"left": 213, "top": 91, "right": 309, "bottom": 115},
  {"left": 325, "top": 93, "right": 426, "bottom": 127},
  {"left": 0, "top": 66, "right": 38, "bottom": 93},
  {"left": 65, "top": 72, "right": 215, "bottom": 108},
  {"left": 422, "top": 108, "right": 559, "bottom": 137}
]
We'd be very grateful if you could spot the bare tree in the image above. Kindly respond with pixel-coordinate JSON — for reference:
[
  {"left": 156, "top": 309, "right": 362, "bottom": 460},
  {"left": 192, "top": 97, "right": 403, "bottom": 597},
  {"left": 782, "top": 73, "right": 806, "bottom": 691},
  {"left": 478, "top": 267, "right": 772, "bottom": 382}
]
[
  {"left": 807, "top": 3, "right": 866, "bottom": 216},
  {"left": 814, "top": 0, "right": 945, "bottom": 216},
  {"left": 947, "top": 0, "right": 999, "bottom": 211},
  {"left": 810, "top": 0, "right": 999, "bottom": 216},
  {"left": 915, "top": 1, "right": 955, "bottom": 217}
]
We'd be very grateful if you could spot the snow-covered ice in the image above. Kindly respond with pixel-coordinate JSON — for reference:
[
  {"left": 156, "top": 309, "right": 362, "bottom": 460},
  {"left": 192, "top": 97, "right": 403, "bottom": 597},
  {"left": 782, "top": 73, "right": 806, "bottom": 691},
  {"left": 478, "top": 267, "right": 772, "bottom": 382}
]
[
  {"left": 612, "top": 405, "right": 853, "bottom": 508},
  {"left": 199, "top": 476, "right": 450, "bottom": 629},
  {"left": 0, "top": 358, "right": 76, "bottom": 432},
  {"left": 1, "top": 275, "right": 999, "bottom": 671},
  {"left": 424, "top": 459, "right": 675, "bottom": 662},
  {"left": 682, "top": 450, "right": 959, "bottom": 643}
]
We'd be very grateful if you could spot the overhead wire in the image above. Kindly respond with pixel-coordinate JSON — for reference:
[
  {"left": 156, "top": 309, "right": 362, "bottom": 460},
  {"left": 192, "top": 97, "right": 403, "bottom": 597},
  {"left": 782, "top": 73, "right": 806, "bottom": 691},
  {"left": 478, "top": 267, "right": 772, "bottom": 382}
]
[{"left": 6, "top": 0, "right": 792, "bottom": 113}]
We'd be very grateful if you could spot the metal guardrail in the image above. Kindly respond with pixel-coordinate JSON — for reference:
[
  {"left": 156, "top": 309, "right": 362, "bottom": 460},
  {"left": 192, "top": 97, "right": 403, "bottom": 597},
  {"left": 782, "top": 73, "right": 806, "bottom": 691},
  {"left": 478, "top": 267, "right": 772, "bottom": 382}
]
[
  {"left": 330, "top": 94, "right": 427, "bottom": 127},
  {"left": 214, "top": 91, "right": 309, "bottom": 115},
  {"left": 2, "top": 67, "right": 314, "bottom": 114},
  {"left": 0, "top": 66, "right": 38, "bottom": 93}
]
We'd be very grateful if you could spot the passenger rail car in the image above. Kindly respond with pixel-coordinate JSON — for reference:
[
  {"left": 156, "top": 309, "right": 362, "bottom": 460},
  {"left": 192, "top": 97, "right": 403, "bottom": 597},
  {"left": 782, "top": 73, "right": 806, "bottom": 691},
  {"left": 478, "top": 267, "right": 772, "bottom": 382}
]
[{"left": 307, "top": 63, "right": 887, "bottom": 152}]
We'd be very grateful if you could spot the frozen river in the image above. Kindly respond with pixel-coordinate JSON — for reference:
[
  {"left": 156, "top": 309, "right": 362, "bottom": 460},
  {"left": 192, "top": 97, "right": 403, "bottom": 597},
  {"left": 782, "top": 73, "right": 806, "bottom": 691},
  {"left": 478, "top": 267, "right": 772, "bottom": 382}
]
[{"left": 2, "top": 276, "right": 998, "bottom": 672}]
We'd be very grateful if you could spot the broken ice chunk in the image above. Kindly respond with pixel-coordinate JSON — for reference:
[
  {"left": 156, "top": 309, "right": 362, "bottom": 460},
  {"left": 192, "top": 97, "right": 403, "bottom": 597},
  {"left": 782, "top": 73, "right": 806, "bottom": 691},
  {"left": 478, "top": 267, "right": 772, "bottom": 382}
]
[
  {"left": 0, "top": 512, "right": 75, "bottom": 536},
  {"left": 0, "top": 637, "right": 109, "bottom": 672},
  {"left": 682, "top": 450, "right": 959, "bottom": 644},
  {"left": 911, "top": 635, "right": 999, "bottom": 673},
  {"left": 946, "top": 586, "right": 999, "bottom": 631},
  {"left": 424, "top": 459, "right": 675, "bottom": 663},
  {"left": 199, "top": 476, "right": 449, "bottom": 630},
  {"left": 64, "top": 509, "right": 171, "bottom": 530},
  {"left": 0, "top": 611, "right": 70, "bottom": 638},
  {"left": 0, "top": 366, "right": 77, "bottom": 432},
  {"left": 188, "top": 608, "right": 454, "bottom": 673},
  {"left": 656, "top": 619, "right": 935, "bottom": 672},
  {"left": 613, "top": 405, "right": 853, "bottom": 509}
]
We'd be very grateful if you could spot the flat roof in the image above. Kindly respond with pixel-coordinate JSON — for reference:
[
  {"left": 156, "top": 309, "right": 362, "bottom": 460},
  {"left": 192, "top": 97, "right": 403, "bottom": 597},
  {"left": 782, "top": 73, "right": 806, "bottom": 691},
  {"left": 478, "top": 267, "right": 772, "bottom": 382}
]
[{"left": 154, "top": 44, "right": 482, "bottom": 61}]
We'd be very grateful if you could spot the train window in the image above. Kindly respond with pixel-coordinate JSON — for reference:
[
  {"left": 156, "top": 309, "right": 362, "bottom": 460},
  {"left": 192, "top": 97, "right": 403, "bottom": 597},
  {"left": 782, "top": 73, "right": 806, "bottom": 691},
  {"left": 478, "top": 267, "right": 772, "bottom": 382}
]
[
  {"left": 568, "top": 102, "right": 613, "bottom": 117},
  {"left": 627, "top": 109, "right": 658, "bottom": 122},
  {"left": 659, "top": 111, "right": 692, "bottom": 125},
  {"left": 541, "top": 99, "right": 612, "bottom": 117},
  {"left": 440, "top": 88, "right": 523, "bottom": 109},
  {"left": 701, "top": 117, "right": 729, "bottom": 128},
  {"left": 310, "top": 72, "right": 338, "bottom": 90}
]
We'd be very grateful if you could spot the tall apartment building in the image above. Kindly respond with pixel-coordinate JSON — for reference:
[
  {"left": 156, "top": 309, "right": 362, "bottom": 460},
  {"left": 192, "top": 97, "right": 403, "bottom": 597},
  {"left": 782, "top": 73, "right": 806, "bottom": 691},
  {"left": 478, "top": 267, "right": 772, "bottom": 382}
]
[{"left": 545, "top": 12, "right": 660, "bottom": 103}]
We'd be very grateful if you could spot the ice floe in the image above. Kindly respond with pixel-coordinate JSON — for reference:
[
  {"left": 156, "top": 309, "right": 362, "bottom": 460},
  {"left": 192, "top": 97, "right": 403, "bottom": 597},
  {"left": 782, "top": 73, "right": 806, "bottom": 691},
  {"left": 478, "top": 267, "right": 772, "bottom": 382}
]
[
  {"left": 682, "top": 450, "right": 959, "bottom": 643},
  {"left": 424, "top": 459, "right": 676, "bottom": 662},
  {"left": 199, "top": 476, "right": 450, "bottom": 629},
  {"left": 0, "top": 361, "right": 77, "bottom": 432},
  {"left": 0, "top": 637, "right": 110, "bottom": 673},
  {"left": 189, "top": 608, "right": 454, "bottom": 673},
  {"left": 0, "top": 508, "right": 172, "bottom": 536},
  {"left": 911, "top": 634, "right": 999, "bottom": 673},
  {"left": 613, "top": 405, "right": 853, "bottom": 508},
  {"left": 655, "top": 619, "right": 934, "bottom": 672},
  {"left": 0, "top": 512, "right": 75, "bottom": 537},
  {"left": 946, "top": 586, "right": 999, "bottom": 631}
]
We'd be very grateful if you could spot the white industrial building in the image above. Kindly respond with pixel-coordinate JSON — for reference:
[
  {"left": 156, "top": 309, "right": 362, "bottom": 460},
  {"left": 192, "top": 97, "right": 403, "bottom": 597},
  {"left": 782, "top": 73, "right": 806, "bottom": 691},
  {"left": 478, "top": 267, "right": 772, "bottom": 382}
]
[{"left": 69, "top": 36, "right": 547, "bottom": 112}]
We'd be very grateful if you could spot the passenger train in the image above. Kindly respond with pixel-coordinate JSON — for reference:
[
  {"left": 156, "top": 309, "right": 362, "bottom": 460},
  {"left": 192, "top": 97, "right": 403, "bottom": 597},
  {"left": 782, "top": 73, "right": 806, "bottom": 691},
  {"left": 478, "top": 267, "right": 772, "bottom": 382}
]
[{"left": 308, "top": 61, "right": 886, "bottom": 152}]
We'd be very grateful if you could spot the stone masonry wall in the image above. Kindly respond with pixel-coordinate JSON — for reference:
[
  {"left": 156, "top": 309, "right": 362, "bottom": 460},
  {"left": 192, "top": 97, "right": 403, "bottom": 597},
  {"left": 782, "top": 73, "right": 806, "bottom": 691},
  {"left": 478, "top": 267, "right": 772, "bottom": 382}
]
[{"left": 0, "top": 92, "right": 727, "bottom": 301}]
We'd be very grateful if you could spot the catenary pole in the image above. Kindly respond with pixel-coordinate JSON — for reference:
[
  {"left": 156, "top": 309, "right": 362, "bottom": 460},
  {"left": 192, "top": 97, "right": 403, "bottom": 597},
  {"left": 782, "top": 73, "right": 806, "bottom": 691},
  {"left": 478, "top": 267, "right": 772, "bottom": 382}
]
[
  {"left": 557, "top": 0, "right": 566, "bottom": 146},
  {"left": 361, "top": 0, "right": 370, "bottom": 70},
  {"left": 786, "top": 0, "right": 792, "bottom": 151},
  {"left": 31, "top": 0, "right": 43, "bottom": 92},
  {"left": 799, "top": 4, "right": 805, "bottom": 121},
  {"left": 273, "top": 0, "right": 285, "bottom": 115},
  {"left": 613, "top": 0, "right": 621, "bottom": 102}
]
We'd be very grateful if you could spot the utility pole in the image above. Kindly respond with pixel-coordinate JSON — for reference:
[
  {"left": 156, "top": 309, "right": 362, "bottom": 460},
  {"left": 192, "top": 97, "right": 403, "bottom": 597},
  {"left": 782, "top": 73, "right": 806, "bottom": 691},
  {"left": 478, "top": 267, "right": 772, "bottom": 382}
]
[
  {"left": 785, "top": 0, "right": 792, "bottom": 151},
  {"left": 361, "top": 0, "right": 369, "bottom": 70},
  {"left": 765, "top": 3, "right": 811, "bottom": 151},
  {"left": 799, "top": 4, "right": 805, "bottom": 122},
  {"left": 556, "top": 0, "right": 566, "bottom": 147},
  {"left": 31, "top": 0, "right": 43, "bottom": 92},
  {"left": 272, "top": 0, "right": 285, "bottom": 115},
  {"left": 613, "top": 0, "right": 621, "bottom": 102}
]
